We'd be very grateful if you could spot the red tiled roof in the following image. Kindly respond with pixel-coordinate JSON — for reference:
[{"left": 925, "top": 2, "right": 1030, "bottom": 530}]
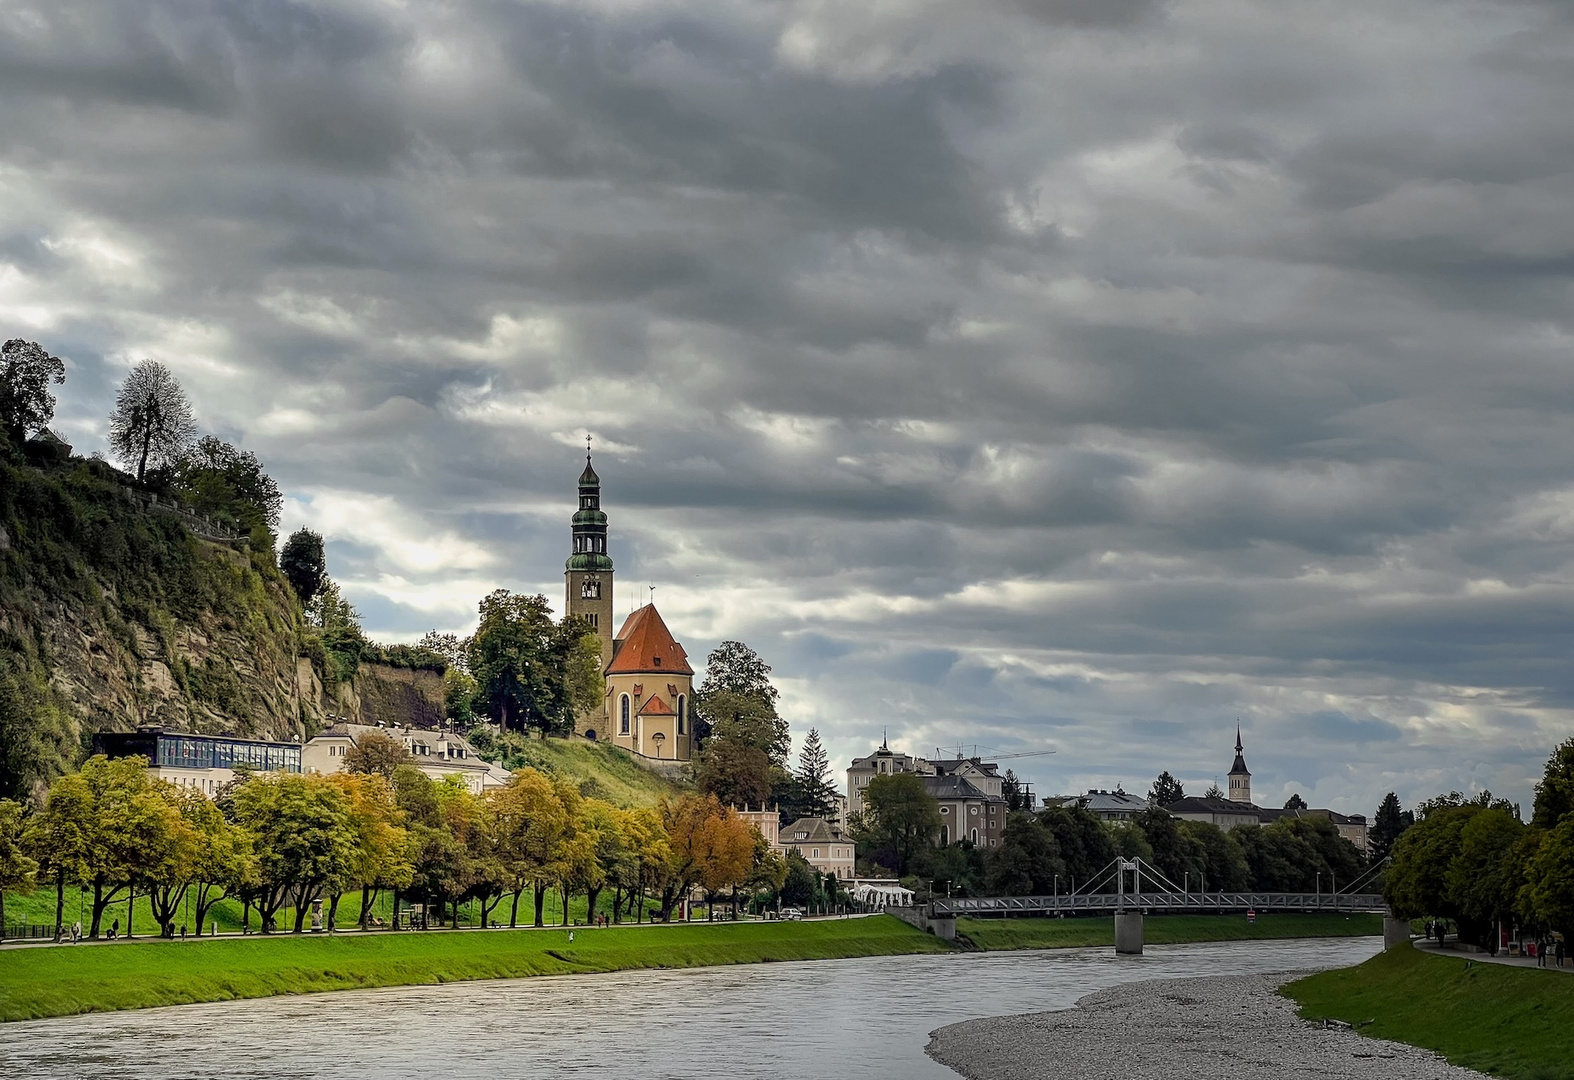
[
  {"left": 606, "top": 604, "right": 694, "bottom": 676},
  {"left": 637, "top": 694, "right": 676, "bottom": 717}
]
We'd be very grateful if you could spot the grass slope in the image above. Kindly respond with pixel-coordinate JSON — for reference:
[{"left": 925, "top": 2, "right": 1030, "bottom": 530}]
[
  {"left": 1284, "top": 944, "right": 1574, "bottom": 1080},
  {"left": 959, "top": 912, "right": 1385, "bottom": 951},
  {"left": 487, "top": 735, "right": 688, "bottom": 809},
  {"left": 0, "top": 916, "right": 950, "bottom": 1023}
]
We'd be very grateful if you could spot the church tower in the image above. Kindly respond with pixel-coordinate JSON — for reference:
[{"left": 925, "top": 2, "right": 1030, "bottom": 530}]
[
  {"left": 565, "top": 449, "right": 614, "bottom": 667},
  {"left": 1227, "top": 725, "right": 1252, "bottom": 806}
]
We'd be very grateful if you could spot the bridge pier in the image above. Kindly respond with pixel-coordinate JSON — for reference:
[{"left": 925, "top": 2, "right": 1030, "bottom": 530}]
[
  {"left": 1383, "top": 915, "right": 1410, "bottom": 950},
  {"left": 1115, "top": 911, "right": 1143, "bottom": 955}
]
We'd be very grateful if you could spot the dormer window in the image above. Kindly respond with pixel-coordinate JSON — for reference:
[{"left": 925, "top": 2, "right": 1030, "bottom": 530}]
[{"left": 652, "top": 657, "right": 661, "bottom": 667}]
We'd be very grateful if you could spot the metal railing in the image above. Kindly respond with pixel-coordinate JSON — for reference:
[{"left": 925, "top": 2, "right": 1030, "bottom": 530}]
[{"left": 934, "top": 891, "right": 1385, "bottom": 916}]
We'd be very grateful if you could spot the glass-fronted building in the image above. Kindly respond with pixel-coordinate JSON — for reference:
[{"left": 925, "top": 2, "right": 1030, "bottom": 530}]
[{"left": 93, "top": 728, "right": 301, "bottom": 795}]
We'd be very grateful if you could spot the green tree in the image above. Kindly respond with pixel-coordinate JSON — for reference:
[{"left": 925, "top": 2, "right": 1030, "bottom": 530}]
[
  {"left": 1521, "top": 814, "right": 1574, "bottom": 943},
  {"left": 1133, "top": 806, "right": 1204, "bottom": 887},
  {"left": 181, "top": 792, "right": 256, "bottom": 936},
  {"left": 311, "top": 580, "right": 369, "bottom": 681},
  {"left": 230, "top": 773, "right": 360, "bottom": 933},
  {"left": 279, "top": 528, "right": 327, "bottom": 604},
  {"left": 0, "top": 799, "right": 38, "bottom": 939},
  {"left": 694, "top": 641, "right": 782, "bottom": 755},
  {"left": 108, "top": 359, "right": 197, "bottom": 483},
  {"left": 1369, "top": 792, "right": 1414, "bottom": 863},
  {"left": 780, "top": 850, "right": 818, "bottom": 907},
  {"left": 794, "top": 729, "right": 836, "bottom": 820},
  {"left": 22, "top": 769, "right": 93, "bottom": 939},
  {"left": 468, "top": 591, "right": 598, "bottom": 735},
  {"left": 1038, "top": 805, "right": 1119, "bottom": 890},
  {"left": 490, "top": 768, "right": 577, "bottom": 926},
  {"left": 0, "top": 658, "right": 72, "bottom": 802},
  {"left": 1284, "top": 793, "right": 1308, "bottom": 811},
  {"left": 1149, "top": 771, "right": 1185, "bottom": 807},
  {"left": 0, "top": 338, "right": 65, "bottom": 447},
  {"left": 1384, "top": 802, "right": 1481, "bottom": 925},
  {"left": 174, "top": 436, "right": 282, "bottom": 538},
  {"left": 859, "top": 773, "right": 941, "bottom": 876},
  {"left": 343, "top": 730, "right": 413, "bottom": 779},
  {"left": 1532, "top": 737, "right": 1574, "bottom": 830},
  {"left": 1176, "top": 819, "right": 1250, "bottom": 891},
  {"left": 695, "top": 737, "right": 773, "bottom": 808},
  {"left": 1445, "top": 806, "right": 1527, "bottom": 943},
  {"left": 985, "top": 812, "right": 1065, "bottom": 895}
]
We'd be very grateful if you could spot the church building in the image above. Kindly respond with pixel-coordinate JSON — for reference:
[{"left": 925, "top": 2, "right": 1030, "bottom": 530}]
[{"left": 565, "top": 452, "right": 695, "bottom": 762}]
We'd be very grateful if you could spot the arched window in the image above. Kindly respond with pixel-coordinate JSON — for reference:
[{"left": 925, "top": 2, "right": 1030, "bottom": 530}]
[
  {"left": 677, "top": 695, "right": 686, "bottom": 735},
  {"left": 939, "top": 825, "right": 949, "bottom": 846},
  {"left": 619, "top": 695, "right": 631, "bottom": 735},
  {"left": 970, "top": 828, "right": 978, "bottom": 845}
]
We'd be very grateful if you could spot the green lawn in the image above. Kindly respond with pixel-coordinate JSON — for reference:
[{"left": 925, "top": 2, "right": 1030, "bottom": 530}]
[
  {"left": 486, "top": 735, "right": 687, "bottom": 808},
  {"left": 1284, "top": 944, "right": 1574, "bottom": 1080},
  {"left": 959, "top": 912, "right": 1385, "bottom": 951},
  {"left": 3, "top": 882, "right": 664, "bottom": 938},
  {"left": 0, "top": 915, "right": 951, "bottom": 1022}
]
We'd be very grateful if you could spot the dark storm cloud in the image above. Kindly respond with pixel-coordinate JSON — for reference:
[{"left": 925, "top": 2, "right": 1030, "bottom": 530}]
[{"left": 2, "top": 0, "right": 1571, "bottom": 813}]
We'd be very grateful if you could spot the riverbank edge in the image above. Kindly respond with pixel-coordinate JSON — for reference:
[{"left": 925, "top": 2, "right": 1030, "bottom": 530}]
[
  {"left": 0, "top": 913, "right": 1394, "bottom": 1025},
  {"left": 1282, "top": 942, "right": 1574, "bottom": 1078},
  {"left": 925, "top": 969, "right": 1486, "bottom": 1080},
  {"left": 958, "top": 911, "right": 1385, "bottom": 951},
  {"left": 0, "top": 916, "right": 952, "bottom": 1023}
]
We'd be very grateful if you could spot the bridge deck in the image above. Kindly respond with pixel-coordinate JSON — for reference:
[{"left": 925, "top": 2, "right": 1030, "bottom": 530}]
[{"left": 934, "top": 892, "right": 1385, "bottom": 916}]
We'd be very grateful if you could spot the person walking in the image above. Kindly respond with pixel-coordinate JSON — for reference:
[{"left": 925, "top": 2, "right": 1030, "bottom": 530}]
[{"left": 70, "top": 921, "right": 81, "bottom": 944}]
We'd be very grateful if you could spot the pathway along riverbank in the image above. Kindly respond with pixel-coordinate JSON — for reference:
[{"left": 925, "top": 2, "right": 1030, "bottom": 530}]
[{"left": 926, "top": 971, "right": 1487, "bottom": 1080}]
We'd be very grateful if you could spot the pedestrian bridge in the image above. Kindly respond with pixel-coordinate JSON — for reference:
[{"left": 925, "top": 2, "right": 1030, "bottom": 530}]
[
  {"left": 933, "top": 891, "right": 1385, "bottom": 917},
  {"left": 932, "top": 856, "right": 1387, "bottom": 918}
]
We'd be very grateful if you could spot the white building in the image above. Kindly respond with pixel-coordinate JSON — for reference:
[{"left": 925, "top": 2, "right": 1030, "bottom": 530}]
[{"left": 303, "top": 723, "right": 507, "bottom": 795}]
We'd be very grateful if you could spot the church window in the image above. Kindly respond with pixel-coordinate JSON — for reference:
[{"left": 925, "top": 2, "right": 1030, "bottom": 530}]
[
  {"left": 970, "top": 829, "right": 978, "bottom": 845},
  {"left": 620, "top": 695, "right": 631, "bottom": 735},
  {"left": 582, "top": 579, "right": 601, "bottom": 599},
  {"left": 939, "top": 806, "right": 950, "bottom": 815},
  {"left": 587, "top": 614, "right": 598, "bottom": 628},
  {"left": 940, "top": 825, "right": 949, "bottom": 845},
  {"left": 677, "top": 695, "right": 686, "bottom": 735}
]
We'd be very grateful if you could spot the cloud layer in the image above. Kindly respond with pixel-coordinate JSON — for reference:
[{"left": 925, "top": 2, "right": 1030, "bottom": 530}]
[{"left": 4, "top": 0, "right": 1572, "bottom": 816}]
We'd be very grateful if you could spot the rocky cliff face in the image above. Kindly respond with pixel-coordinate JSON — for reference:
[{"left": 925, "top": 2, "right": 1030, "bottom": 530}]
[{"left": 0, "top": 456, "right": 444, "bottom": 798}]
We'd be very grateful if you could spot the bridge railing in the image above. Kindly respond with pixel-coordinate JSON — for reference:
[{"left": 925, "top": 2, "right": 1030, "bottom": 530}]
[{"left": 934, "top": 891, "right": 1385, "bottom": 917}]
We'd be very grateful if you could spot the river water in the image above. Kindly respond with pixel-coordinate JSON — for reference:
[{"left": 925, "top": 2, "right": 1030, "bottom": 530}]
[{"left": 3, "top": 936, "right": 1381, "bottom": 1079}]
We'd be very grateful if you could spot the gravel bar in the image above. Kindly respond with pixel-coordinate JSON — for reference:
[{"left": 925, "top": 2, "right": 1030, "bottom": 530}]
[{"left": 925, "top": 971, "right": 1486, "bottom": 1080}]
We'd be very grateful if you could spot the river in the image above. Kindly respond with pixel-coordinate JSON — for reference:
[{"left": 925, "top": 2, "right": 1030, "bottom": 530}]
[{"left": 2, "top": 936, "right": 1381, "bottom": 1079}]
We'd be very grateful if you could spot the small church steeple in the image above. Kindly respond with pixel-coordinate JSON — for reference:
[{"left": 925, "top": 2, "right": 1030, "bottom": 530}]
[{"left": 1227, "top": 724, "right": 1252, "bottom": 806}]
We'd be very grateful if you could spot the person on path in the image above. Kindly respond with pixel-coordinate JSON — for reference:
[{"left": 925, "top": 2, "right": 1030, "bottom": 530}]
[
  {"left": 1557, "top": 939, "right": 1565, "bottom": 968},
  {"left": 70, "top": 921, "right": 81, "bottom": 944}
]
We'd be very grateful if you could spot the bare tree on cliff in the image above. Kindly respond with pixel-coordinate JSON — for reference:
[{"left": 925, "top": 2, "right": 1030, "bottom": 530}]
[
  {"left": 0, "top": 338, "right": 66, "bottom": 447},
  {"left": 108, "top": 360, "right": 197, "bottom": 482}
]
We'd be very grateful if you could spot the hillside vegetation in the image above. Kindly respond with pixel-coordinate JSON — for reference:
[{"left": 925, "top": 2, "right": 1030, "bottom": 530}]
[
  {"left": 0, "top": 456, "right": 443, "bottom": 798},
  {"left": 475, "top": 731, "right": 688, "bottom": 808}
]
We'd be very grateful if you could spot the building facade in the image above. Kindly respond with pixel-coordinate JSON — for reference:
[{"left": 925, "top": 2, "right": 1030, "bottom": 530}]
[
  {"left": 1044, "top": 789, "right": 1151, "bottom": 823},
  {"left": 302, "top": 723, "right": 505, "bottom": 795},
  {"left": 564, "top": 453, "right": 698, "bottom": 762},
  {"left": 565, "top": 451, "right": 615, "bottom": 666},
  {"left": 92, "top": 728, "right": 302, "bottom": 796},
  {"left": 846, "top": 739, "right": 933, "bottom": 816},
  {"left": 778, "top": 817, "right": 856, "bottom": 881}
]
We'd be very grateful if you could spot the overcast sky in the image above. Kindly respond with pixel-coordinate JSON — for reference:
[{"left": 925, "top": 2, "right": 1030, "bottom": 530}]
[{"left": 5, "top": 0, "right": 1573, "bottom": 817}]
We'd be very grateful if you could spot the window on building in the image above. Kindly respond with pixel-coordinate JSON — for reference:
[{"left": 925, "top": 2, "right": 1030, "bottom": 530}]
[
  {"left": 620, "top": 695, "right": 631, "bottom": 735},
  {"left": 939, "top": 806, "right": 950, "bottom": 815},
  {"left": 812, "top": 849, "right": 820, "bottom": 859},
  {"left": 940, "top": 825, "right": 949, "bottom": 845},
  {"left": 970, "top": 829, "right": 978, "bottom": 844},
  {"left": 677, "top": 695, "right": 686, "bottom": 735},
  {"left": 969, "top": 805, "right": 979, "bottom": 815},
  {"left": 652, "top": 656, "right": 661, "bottom": 667}
]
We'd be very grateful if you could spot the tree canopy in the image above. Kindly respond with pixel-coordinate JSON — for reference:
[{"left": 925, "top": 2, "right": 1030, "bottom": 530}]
[
  {"left": 0, "top": 338, "right": 65, "bottom": 447},
  {"left": 175, "top": 436, "right": 282, "bottom": 538},
  {"left": 1149, "top": 771, "right": 1184, "bottom": 806},
  {"left": 279, "top": 528, "right": 327, "bottom": 605},
  {"left": 467, "top": 590, "right": 600, "bottom": 735}
]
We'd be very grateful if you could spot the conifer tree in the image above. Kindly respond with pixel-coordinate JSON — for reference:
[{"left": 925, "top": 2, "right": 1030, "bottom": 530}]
[{"left": 795, "top": 728, "right": 835, "bottom": 819}]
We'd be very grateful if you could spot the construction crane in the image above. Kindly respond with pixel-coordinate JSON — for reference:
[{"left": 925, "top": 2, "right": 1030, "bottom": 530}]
[{"left": 935, "top": 744, "right": 1057, "bottom": 762}]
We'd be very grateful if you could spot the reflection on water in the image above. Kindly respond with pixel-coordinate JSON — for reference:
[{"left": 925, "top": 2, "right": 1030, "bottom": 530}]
[{"left": 3, "top": 935, "right": 1381, "bottom": 1079}]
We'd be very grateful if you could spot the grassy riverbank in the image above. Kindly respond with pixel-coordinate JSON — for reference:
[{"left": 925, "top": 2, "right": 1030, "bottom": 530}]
[
  {"left": 959, "top": 912, "right": 1384, "bottom": 951},
  {"left": 0, "top": 916, "right": 950, "bottom": 1023},
  {"left": 1284, "top": 944, "right": 1574, "bottom": 1079}
]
